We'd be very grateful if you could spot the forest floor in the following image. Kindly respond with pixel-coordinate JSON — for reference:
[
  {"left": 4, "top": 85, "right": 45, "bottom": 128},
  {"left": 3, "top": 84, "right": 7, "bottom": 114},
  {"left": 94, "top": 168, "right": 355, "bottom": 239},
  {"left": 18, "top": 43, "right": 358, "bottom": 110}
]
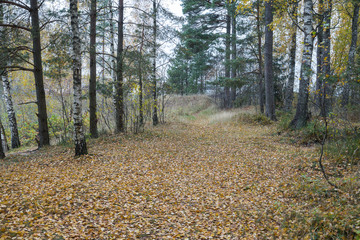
[{"left": 0, "top": 96, "right": 359, "bottom": 239}]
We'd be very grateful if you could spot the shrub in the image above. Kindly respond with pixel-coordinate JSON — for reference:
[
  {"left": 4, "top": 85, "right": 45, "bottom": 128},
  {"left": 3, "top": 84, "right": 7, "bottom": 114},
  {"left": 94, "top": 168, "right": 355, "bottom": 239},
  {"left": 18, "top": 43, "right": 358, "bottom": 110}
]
[{"left": 239, "top": 113, "right": 272, "bottom": 126}]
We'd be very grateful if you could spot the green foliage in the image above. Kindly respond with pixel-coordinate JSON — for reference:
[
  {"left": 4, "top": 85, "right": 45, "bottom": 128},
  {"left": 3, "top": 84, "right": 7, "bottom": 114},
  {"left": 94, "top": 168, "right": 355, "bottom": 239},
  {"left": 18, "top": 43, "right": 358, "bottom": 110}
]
[
  {"left": 239, "top": 113, "right": 273, "bottom": 125},
  {"left": 325, "top": 128, "right": 360, "bottom": 166},
  {"left": 18, "top": 120, "right": 38, "bottom": 146},
  {"left": 299, "top": 119, "right": 327, "bottom": 145}
]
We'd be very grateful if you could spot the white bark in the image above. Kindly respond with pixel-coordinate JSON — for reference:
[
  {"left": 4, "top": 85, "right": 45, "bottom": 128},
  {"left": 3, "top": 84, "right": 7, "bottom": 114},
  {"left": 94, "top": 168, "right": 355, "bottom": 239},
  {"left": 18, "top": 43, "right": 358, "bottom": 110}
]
[
  {"left": 70, "top": 0, "right": 87, "bottom": 155},
  {"left": 2, "top": 73, "right": 21, "bottom": 148}
]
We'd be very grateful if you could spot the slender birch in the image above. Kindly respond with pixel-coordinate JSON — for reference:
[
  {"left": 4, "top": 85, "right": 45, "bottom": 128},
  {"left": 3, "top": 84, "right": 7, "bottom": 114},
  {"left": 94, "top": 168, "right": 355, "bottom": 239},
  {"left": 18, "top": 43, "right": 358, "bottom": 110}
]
[
  {"left": 0, "top": 4, "right": 20, "bottom": 148},
  {"left": 70, "top": 0, "right": 87, "bottom": 156}
]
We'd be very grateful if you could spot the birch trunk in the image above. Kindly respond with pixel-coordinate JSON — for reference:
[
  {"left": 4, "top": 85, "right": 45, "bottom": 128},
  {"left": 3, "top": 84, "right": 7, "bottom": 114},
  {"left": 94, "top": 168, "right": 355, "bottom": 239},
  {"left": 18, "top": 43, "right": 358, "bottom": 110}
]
[
  {"left": 0, "top": 119, "right": 5, "bottom": 159},
  {"left": 152, "top": 0, "right": 159, "bottom": 126},
  {"left": 342, "top": 3, "right": 359, "bottom": 106},
  {"left": 0, "top": 4, "right": 20, "bottom": 149},
  {"left": 89, "top": 0, "right": 98, "bottom": 138},
  {"left": 264, "top": 0, "right": 276, "bottom": 120},
  {"left": 290, "top": 0, "right": 314, "bottom": 129},
  {"left": 2, "top": 74, "right": 21, "bottom": 148},
  {"left": 30, "top": 0, "right": 50, "bottom": 147},
  {"left": 284, "top": 1, "right": 298, "bottom": 112},
  {"left": 70, "top": 0, "right": 87, "bottom": 156},
  {"left": 115, "top": 0, "right": 125, "bottom": 132}
]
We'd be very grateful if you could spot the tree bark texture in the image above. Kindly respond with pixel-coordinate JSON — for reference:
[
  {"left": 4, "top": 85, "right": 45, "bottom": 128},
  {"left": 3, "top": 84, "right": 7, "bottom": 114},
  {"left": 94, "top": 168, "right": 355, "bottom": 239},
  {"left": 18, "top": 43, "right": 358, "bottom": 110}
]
[
  {"left": 89, "top": 0, "right": 98, "bottom": 138},
  {"left": 342, "top": 3, "right": 359, "bottom": 106},
  {"left": 284, "top": 1, "right": 298, "bottom": 112},
  {"left": 110, "top": 1, "right": 117, "bottom": 109},
  {"left": 70, "top": 0, "right": 87, "bottom": 156},
  {"left": 0, "top": 119, "right": 5, "bottom": 159},
  {"left": 320, "top": 0, "right": 332, "bottom": 117},
  {"left": 0, "top": 4, "right": 20, "bottom": 149},
  {"left": 230, "top": 3, "right": 237, "bottom": 106},
  {"left": 290, "top": 0, "right": 314, "bottom": 129},
  {"left": 115, "top": 0, "right": 125, "bottom": 133},
  {"left": 30, "top": 0, "right": 50, "bottom": 147},
  {"left": 152, "top": 0, "right": 159, "bottom": 126},
  {"left": 1, "top": 74, "right": 21, "bottom": 148},
  {"left": 256, "top": 0, "right": 264, "bottom": 113},
  {"left": 264, "top": 0, "right": 276, "bottom": 120},
  {"left": 316, "top": 0, "right": 324, "bottom": 108},
  {"left": 224, "top": 11, "right": 231, "bottom": 108}
]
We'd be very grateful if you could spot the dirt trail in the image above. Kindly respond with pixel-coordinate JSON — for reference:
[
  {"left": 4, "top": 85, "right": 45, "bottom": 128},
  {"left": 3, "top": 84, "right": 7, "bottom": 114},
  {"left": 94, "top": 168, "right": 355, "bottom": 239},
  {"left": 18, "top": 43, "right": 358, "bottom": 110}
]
[{"left": 0, "top": 117, "right": 314, "bottom": 239}]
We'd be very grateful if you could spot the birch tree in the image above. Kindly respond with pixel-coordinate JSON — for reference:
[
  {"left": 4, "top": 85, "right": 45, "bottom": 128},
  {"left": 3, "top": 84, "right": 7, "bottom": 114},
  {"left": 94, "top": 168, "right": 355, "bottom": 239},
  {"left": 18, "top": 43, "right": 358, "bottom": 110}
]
[
  {"left": 0, "top": 4, "right": 20, "bottom": 149},
  {"left": 70, "top": 0, "right": 87, "bottom": 156},
  {"left": 0, "top": 119, "right": 5, "bottom": 159},
  {"left": 290, "top": 0, "right": 314, "bottom": 129}
]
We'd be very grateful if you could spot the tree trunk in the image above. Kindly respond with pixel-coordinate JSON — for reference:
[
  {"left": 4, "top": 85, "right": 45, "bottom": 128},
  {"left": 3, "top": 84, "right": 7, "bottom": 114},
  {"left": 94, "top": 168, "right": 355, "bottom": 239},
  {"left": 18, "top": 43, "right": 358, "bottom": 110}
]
[
  {"left": 224, "top": 10, "right": 231, "bottom": 108},
  {"left": 256, "top": 0, "right": 264, "bottom": 113},
  {"left": 1, "top": 73, "right": 21, "bottom": 148},
  {"left": 139, "top": 25, "right": 145, "bottom": 127},
  {"left": 110, "top": 1, "right": 117, "bottom": 113},
  {"left": 290, "top": 0, "right": 314, "bottom": 129},
  {"left": 320, "top": 0, "right": 332, "bottom": 117},
  {"left": 89, "top": 0, "right": 98, "bottom": 138},
  {"left": 264, "top": 0, "right": 276, "bottom": 120},
  {"left": 30, "top": 0, "right": 50, "bottom": 147},
  {"left": 316, "top": 0, "right": 324, "bottom": 108},
  {"left": 0, "top": 119, "right": 5, "bottom": 159},
  {"left": 230, "top": 3, "right": 237, "bottom": 106},
  {"left": 115, "top": 0, "right": 124, "bottom": 133},
  {"left": 0, "top": 4, "right": 20, "bottom": 149},
  {"left": 342, "top": 3, "right": 359, "bottom": 106},
  {"left": 70, "top": 0, "right": 87, "bottom": 156},
  {"left": 152, "top": 0, "right": 159, "bottom": 126},
  {"left": 284, "top": 1, "right": 298, "bottom": 112}
]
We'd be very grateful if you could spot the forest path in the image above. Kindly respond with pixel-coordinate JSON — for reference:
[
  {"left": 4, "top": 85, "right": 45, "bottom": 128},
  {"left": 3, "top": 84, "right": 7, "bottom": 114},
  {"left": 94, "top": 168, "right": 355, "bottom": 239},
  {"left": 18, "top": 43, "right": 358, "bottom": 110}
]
[{"left": 0, "top": 115, "right": 316, "bottom": 239}]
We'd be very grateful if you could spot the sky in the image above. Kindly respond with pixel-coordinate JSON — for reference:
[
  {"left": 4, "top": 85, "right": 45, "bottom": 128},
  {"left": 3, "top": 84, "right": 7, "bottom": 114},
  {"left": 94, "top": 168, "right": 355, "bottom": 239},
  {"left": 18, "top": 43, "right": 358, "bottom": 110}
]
[{"left": 163, "top": 0, "right": 183, "bottom": 17}]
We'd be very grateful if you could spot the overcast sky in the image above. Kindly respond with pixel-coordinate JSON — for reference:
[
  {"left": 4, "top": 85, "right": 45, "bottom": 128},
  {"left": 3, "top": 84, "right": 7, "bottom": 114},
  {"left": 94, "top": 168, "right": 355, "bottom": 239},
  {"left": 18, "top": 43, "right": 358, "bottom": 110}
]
[{"left": 163, "top": 0, "right": 183, "bottom": 17}]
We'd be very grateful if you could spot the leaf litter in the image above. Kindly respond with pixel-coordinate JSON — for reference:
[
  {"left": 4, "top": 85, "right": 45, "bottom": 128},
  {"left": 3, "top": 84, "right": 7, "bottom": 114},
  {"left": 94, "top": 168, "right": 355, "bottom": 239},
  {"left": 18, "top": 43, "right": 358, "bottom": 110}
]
[{"left": 0, "top": 116, "right": 358, "bottom": 239}]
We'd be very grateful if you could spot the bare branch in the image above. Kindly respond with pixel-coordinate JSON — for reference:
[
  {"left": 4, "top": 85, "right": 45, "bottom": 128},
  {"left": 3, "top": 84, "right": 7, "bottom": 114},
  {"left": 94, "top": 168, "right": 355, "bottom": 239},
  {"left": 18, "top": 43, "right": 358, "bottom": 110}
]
[
  {"left": 18, "top": 101, "right": 37, "bottom": 106},
  {"left": 0, "top": 0, "right": 30, "bottom": 11},
  {"left": 0, "top": 23, "right": 31, "bottom": 31},
  {"left": 5, "top": 65, "right": 34, "bottom": 72}
]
